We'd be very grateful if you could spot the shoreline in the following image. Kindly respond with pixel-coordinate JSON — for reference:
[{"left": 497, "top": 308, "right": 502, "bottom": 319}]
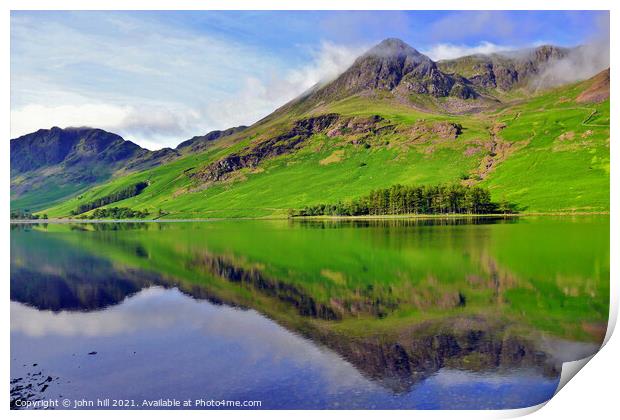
[
  {"left": 9, "top": 211, "right": 610, "bottom": 224},
  {"left": 287, "top": 211, "right": 610, "bottom": 220}
]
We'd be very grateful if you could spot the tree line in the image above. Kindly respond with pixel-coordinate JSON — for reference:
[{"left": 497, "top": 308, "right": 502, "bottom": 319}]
[
  {"left": 289, "top": 184, "right": 515, "bottom": 217},
  {"left": 77, "top": 207, "right": 150, "bottom": 220},
  {"left": 71, "top": 181, "right": 148, "bottom": 215},
  {"left": 10, "top": 209, "right": 48, "bottom": 220}
]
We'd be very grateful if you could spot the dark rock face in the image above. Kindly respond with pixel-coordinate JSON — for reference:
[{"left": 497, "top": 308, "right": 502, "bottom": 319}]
[
  {"left": 447, "top": 78, "right": 479, "bottom": 99},
  {"left": 194, "top": 114, "right": 342, "bottom": 182},
  {"left": 438, "top": 45, "right": 571, "bottom": 92},
  {"left": 494, "top": 66, "right": 520, "bottom": 91},
  {"left": 407, "top": 121, "right": 463, "bottom": 140},
  {"left": 326, "top": 114, "right": 388, "bottom": 137},
  {"left": 193, "top": 113, "right": 395, "bottom": 183},
  {"left": 340, "top": 38, "right": 437, "bottom": 91},
  {"left": 532, "top": 45, "right": 567, "bottom": 62}
]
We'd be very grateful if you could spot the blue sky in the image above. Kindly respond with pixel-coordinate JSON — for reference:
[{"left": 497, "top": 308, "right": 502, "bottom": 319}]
[{"left": 11, "top": 10, "right": 609, "bottom": 149}]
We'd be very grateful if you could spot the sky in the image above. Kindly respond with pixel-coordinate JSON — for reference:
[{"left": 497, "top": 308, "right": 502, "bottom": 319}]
[{"left": 10, "top": 10, "right": 609, "bottom": 150}]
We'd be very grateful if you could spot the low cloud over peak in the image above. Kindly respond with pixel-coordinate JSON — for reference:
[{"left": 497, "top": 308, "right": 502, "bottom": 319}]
[{"left": 423, "top": 41, "right": 514, "bottom": 61}]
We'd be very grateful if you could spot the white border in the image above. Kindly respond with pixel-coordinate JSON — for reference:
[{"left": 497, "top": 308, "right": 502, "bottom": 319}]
[{"left": 3, "top": 1, "right": 617, "bottom": 419}]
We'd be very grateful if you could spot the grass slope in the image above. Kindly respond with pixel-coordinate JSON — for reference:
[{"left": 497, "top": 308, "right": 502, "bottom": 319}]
[
  {"left": 11, "top": 180, "right": 93, "bottom": 212},
  {"left": 41, "top": 77, "right": 609, "bottom": 219}
]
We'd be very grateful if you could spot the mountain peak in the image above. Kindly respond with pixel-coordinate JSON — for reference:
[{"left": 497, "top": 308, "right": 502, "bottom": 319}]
[
  {"left": 367, "top": 38, "right": 420, "bottom": 55},
  {"left": 301, "top": 38, "right": 437, "bottom": 99},
  {"left": 359, "top": 38, "right": 428, "bottom": 65},
  {"left": 279, "top": 37, "right": 476, "bottom": 112},
  {"left": 531, "top": 44, "right": 568, "bottom": 62}
]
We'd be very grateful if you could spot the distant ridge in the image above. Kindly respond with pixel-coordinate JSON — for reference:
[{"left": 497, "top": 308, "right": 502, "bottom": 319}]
[
  {"left": 176, "top": 125, "right": 248, "bottom": 153},
  {"left": 437, "top": 45, "right": 571, "bottom": 91},
  {"left": 10, "top": 125, "right": 245, "bottom": 210}
]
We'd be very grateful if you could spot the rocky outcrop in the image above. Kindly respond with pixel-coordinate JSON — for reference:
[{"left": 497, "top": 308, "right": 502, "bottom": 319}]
[
  {"left": 193, "top": 114, "right": 340, "bottom": 182},
  {"left": 193, "top": 114, "right": 393, "bottom": 183},
  {"left": 407, "top": 121, "right": 463, "bottom": 141},
  {"left": 325, "top": 114, "right": 387, "bottom": 137}
]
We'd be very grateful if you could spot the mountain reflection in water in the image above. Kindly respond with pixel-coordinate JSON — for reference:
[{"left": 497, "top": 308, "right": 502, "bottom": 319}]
[{"left": 10, "top": 218, "right": 608, "bottom": 409}]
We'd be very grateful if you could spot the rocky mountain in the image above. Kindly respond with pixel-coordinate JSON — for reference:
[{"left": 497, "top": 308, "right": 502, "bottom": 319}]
[
  {"left": 437, "top": 45, "right": 571, "bottom": 92},
  {"left": 10, "top": 125, "right": 249, "bottom": 211},
  {"left": 278, "top": 40, "right": 582, "bottom": 117},
  {"left": 281, "top": 38, "right": 482, "bottom": 115},
  {"left": 11, "top": 126, "right": 146, "bottom": 174},
  {"left": 313, "top": 39, "right": 477, "bottom": 99},
  {"left": 10, "top": 127, "right": 178, "bottom": 211}
]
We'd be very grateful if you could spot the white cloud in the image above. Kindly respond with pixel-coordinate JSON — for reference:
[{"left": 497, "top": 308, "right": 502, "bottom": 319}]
[
  {"left": 204, "top": 41, "right": 365, "bottom": 131},
  {"left": 10, "top": 102, "right": 203, "bottom": 150},
  {"left": 288, "top": 41, "right": 367, "bottom": 89},
  {"left": 11, "top": 38, "right": 364, "bottom": 147},
  {"left": 530, "top": 14, "right": 609, "bottom": 89},
  {"left": 423, "top": 41, "right": 513, "bottom": 61},
  {"left": 11, "top": 14, "right": 364, "bottom": 149},
  {"left": 10, "top": 13, "right": 279, "bottom": 147},
  {"left": 11, "top": 103, "right": 130, "bottom": 137}
]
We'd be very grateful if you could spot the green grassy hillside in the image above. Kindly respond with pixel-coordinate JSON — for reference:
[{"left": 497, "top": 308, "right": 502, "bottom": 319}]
[{"left": 41, "top": 75, "right": 609, "bottom": 219}]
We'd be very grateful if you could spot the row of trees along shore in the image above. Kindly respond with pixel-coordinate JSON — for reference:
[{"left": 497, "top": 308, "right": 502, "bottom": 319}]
[
  {"left": 289, "top": 184, "right": 515, "bottom": 217},
  {"left": 10, "top": 209, "right": 48, "bottom": 220},
  {"left": 70, "top": 181, "right": 148, "bottom": 215},
  {"left": 78, "top": 207, "right": 150, "bottom": 219}
]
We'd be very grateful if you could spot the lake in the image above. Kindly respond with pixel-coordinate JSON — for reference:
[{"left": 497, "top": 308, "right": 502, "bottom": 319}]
[{"left": 10, "top": 217, "right": 609, "bottom": 409}]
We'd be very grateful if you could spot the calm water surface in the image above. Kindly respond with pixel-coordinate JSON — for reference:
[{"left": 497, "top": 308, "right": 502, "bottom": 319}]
[{"left": 10, "top": 217, "right": 609, "bottom": 409}]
